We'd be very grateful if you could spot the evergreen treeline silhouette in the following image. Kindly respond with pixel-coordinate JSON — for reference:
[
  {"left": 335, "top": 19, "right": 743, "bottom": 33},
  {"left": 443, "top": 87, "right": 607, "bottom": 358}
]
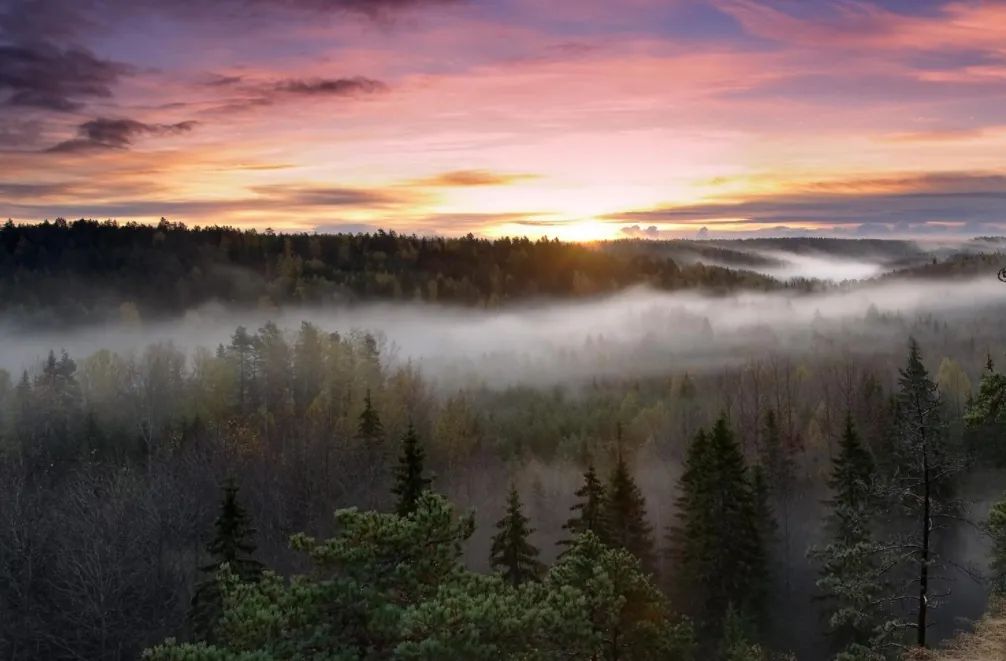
[{"left": 0, "top": 218, "right": 787, "bottom": 326}]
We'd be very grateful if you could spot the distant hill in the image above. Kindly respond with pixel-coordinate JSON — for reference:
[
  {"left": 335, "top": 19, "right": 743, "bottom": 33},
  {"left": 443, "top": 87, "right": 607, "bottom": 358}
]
[
  {"left": 4, "top": 219, "right": 1001, "bottom": 328},
  {"left": 0, "top": 219, "right": 781, "bottom": 328}
]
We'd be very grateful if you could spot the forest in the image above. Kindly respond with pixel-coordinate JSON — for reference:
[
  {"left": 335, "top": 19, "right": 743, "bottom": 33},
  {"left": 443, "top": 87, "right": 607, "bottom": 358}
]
[
  {"left": 0, "top": 219, "right": 786, "bottom": 328},
  {"left": 2, "top": 224, "right": 1006, "bottom": 660}
]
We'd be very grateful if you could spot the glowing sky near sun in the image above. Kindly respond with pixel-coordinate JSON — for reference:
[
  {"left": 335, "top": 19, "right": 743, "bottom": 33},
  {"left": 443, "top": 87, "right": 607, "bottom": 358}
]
[{"left": 2, "top": 0, "right": 1006, "bottom": 239}]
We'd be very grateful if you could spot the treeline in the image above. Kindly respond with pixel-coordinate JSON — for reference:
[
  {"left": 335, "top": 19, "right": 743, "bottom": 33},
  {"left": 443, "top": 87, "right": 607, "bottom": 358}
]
[{"left": 0, "top": 219, "right": 781, "bottom": 327}]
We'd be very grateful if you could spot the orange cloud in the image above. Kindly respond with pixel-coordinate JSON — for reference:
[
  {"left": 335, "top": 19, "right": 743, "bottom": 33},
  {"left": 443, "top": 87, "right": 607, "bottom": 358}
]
[{"left": 407, "top": 169, "right": 537, "bottom": 187}]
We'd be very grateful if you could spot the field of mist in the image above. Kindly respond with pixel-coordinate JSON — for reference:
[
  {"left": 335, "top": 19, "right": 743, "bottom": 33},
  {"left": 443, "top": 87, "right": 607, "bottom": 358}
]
[
  {"left": 2, "top": 265, "right": 1002, "bottom": 389},
  {"left": 3, "top": 234, "right": 1006, "bottom": 660}
]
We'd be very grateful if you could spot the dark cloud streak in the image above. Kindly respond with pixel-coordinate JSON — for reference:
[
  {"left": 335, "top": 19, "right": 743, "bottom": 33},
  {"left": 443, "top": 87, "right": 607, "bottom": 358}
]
[
  {"left": 0, "top": 43, "right": 127, "bottom": 112},
  {"left": 606, "top": 172, "right": 1006, "bottom": 232},
  {"left": 46, "top": 117, "right": 198, "bottom": 152},
  {"left": 274, "top": 77, "right": 387, "bottom": 96}
]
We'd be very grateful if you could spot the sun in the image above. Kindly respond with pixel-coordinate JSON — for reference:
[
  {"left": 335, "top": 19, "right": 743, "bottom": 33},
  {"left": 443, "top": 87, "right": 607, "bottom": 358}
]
[
  {"left": 484, "top": 218, "right": 619, "bottom": 242},
  {"left": 551, "top": 220, "right": 619, "bottom": 243}
]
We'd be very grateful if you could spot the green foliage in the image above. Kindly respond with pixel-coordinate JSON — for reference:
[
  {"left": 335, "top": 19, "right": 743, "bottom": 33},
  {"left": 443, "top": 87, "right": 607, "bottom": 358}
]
[
  {"left": 989, "top": 496, "right": 1006, "bottom": 594},
  {"left": 560, "top": 463, "right": 609, "bottom": 550},
  {"left": 490, "top": 485, "right": 543, "bottom": 587},
  {"left": 810, "top": 415, "right": 889, "bottom": 658},
  {"left": 828, "top": 414, "right": 876, "bottom": 524},
  {"left": 720, "top": 605, "right": 768, "bottom": 661},
  {"left": 147, "top": 496, "right": 696, "bottom": 661},
  {"left": 399, "top": 531, "right": 697, "bottom": 660},
  {"left": 605, "top": 452, "right": 655, "bottom": 568},
  {"left": 546, "top": 531, "right": 696, "bottom": 661},
  {"left": 669, "top": 418, "right": 768, "bottom": 634},
  {"left": 395, "top": 573, "right": 551, "bottom": 659},
  {"left": 964, "top": 356, "right": 1006, "bottom": 465},
  {"left": 0, "top": 220, "right": 785, "bottom": 328},
  {"left": 357, "top": 388, "right": 384, "bottom": 443},
  {"left": 966, "top": 358, "right": 1006, "bottom": 427},
  {"left": 189, "top": 480, "right": 262, "bottom": 641},
  {"left": 162, "top": 493, "right": 475, "bottom": 659},
  {"left": 392, "top": 422, "right": 431, "bottom": 517},
  {"left": 889, "top": 337, "right": 966, "bottom": 649}
]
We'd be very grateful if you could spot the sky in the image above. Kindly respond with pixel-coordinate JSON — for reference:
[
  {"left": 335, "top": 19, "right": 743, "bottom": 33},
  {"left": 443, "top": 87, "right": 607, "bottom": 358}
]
[{"left": 2, "top": 0, "right": 1006, "bottom": 241}]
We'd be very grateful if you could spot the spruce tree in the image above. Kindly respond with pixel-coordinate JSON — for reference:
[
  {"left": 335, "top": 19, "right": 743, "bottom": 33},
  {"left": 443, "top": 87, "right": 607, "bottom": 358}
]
[
  {"left": 559, "top": 463, "right": 608, "bottom": 550},
  {"left": 190, "top": 479, "right": 263, "bottom": 641},
  {"left": 357, "top": 388, "right": 384, "bottom": 442},
  {"left": 490, "top": 485, "right": 543, "bottom": 587},
  {"left": 830, "top": 413, "right": 875, "bottom": 524},
  {"left": 890, "top": 338, "right": 964, "bottom": 648},
  {"left": 669, "top": 417, "right": 767, "bottom": 634},
  {"left": 392, "top": 421, "right": 431, "bottom": 517},
  {"left": 964, "top": 355, "right": 1006, "bottom": 465},
  {"left": 605, "top": 451, "right": 655, "bottom": 569},
  {"left": 811, "top": 413, "right": 888, "bottom": 657}
]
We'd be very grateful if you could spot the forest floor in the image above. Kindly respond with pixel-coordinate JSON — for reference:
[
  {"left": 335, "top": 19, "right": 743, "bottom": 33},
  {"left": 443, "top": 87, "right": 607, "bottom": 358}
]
[{"left": 908, "top": 598, "right": 1006, "bottom": 660}]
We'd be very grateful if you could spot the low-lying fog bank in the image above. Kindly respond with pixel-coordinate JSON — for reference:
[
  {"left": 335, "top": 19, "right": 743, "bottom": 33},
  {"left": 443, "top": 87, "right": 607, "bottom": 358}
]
[{"left": 2, "top": 274, "right": 1003, "bottom": 388}]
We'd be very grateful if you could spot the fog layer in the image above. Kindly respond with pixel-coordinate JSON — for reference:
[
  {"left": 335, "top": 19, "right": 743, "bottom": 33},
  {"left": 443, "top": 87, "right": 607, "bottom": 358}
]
[{"left": 2, "top": 274, "right": 1001, "bottom": 388}]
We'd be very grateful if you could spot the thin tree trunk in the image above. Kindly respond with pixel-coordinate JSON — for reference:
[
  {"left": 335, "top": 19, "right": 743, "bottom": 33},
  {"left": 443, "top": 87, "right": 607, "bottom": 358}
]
[{"left": 918, "top": 447, "right": 930, "bottom": 647}]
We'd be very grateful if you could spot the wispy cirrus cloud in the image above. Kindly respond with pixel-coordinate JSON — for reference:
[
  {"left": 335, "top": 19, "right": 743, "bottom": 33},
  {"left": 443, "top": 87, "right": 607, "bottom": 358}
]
[
  {"left": 606, "top": 171, "right": 1006, "bottom": 236},
  {"left": 0, "top": 180, "right": 425, "bottom": 223},
  {"left": 714, "top": 0, "right": 1006, "bottom": 54},
  {"left": 249, "top": 183, "right": 422, "bottom": 208},
  {"left": 5, "top": 0, "right": 1006, "bottom": 238},
  {"left": 407, "top": 169, "right": 537, "bottom": 187},
  {"left": 273, "top": 76, "right": 387, "bottom": 96}
]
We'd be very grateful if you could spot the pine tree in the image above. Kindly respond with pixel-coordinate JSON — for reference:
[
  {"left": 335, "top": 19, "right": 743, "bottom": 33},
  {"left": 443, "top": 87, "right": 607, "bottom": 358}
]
[
  {"left": 392, "top": 421, "right": 431, "bottom": 517},
  {"left": 190, "top": 479, "right": 263, "bottom": 641},
  {"left": 357, "top": 388, "right": 384, "bottom": 443},
  {"left": 559, "top": 463, "right": 608, "bottom": 550},
  {"left": 669, "top": 417, "right": 767, "bottom": 634},
  {"left": 605, "top": 451, "right": 655, "bottom": 569},
  {"left": 490, "top": 485, "right": 543, "bottom": 587},
  {"left": 811, "top": 413, "right": 888, "bottom": 657}
]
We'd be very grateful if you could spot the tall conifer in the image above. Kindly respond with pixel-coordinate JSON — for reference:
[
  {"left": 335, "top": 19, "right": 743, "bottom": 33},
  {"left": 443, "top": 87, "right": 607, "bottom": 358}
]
[
  {"left": 392, "top": 421, "right": 431, "bottom": 516},
  {"left": 357, "top": 388, "right": 384, "bottom": 442},
  {"left": 669, "top": 417, "right": 767, "bottom": 634},
  {"left": 891, "top": 338, "right": 963, "bottom": 648},
  {"left": 560, "top": 463, "right": 608, "bottom": 550},
  {"left": 190, "top": 480, "right": 262, "bottom": 641},
  {"left": 605, "top": 450, "right": 655, "bottom": 569},
  {"left": 490, "top": 485, "right": 543, "bottom": 586},
  {"left": 811, "top": 413, "right": 888, "bottom": 657}
]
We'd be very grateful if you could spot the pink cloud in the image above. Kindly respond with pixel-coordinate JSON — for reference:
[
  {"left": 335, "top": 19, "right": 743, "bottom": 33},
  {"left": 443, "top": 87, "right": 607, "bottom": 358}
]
[{"left": 716, "top": 0, "right": 1006, "bottom": 53}]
